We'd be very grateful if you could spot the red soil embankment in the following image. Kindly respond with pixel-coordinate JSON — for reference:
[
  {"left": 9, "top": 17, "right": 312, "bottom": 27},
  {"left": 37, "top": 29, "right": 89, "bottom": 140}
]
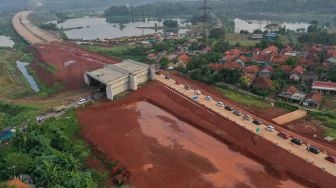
[
  {"left": 30, "top": 42, "right": 121, "bottom": 91},
  {"left": 78, "top": 81, "right": 336, "bottom": 188}
]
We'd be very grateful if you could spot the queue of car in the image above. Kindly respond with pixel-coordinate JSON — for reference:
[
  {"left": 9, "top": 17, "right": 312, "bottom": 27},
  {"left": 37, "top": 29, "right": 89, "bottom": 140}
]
[{"left": 165, "top": 74, "right": 336, "bottom": 164}]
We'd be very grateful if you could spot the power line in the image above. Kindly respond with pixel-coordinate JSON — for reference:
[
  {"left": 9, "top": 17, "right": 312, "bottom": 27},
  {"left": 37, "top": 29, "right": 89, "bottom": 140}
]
[{"left": 199, "top": 0, "right": 211, "bottom": 40}]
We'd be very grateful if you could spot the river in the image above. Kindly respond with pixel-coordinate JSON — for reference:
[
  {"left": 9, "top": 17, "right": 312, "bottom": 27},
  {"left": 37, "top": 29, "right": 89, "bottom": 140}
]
[
  {"left": 55, "top": 17, "right": 190, "bottom": 40},
  {"left": 16, "top": 60, "right": 40, "bottom": 92}
]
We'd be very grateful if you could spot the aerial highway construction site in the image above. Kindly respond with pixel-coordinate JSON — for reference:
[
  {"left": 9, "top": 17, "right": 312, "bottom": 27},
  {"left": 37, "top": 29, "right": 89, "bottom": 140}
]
[{"left": 12, "top": 10, "right": 336, "bottom": 188}]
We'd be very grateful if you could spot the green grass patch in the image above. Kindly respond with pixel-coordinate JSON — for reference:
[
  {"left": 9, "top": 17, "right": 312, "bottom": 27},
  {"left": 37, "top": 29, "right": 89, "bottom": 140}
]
[
  {"left": 324, "top": 128, "right": 336, "bottom": 138},
  {"left": 215, "top": 86, "right": 271, "bottom": 109},
  {"left": 275, "top": 101, "right": 299, "bottom": 111},
  {"left": 38, "top": 62, "right": 57, "bottom": 74},
  {"left": 83, "top": 45, "right": 148, "bottom": 62},
  {"left": 310, "top": 111, "right": 336, "bottom": 130},
  {"left": 20, "top": 52, "right": 35, "bottom": 63},
  {"left": 0, "top": 49, "right": 34, "bottom": 97},
  {"left": 0, "top": 101, "right": 40, "bottom": 130},
  {"left": 26, "top": 64, "right": 62, "bottom": 96}
]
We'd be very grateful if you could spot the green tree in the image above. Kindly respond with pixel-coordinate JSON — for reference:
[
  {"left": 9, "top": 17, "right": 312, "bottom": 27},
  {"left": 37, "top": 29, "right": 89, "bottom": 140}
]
[
  {"left": 265, "top": 23, "right": 280, "bottom": 32},
  {"left": 163, "top": 20, "right": 178, "bottom": 28},
  {"left": 209, "top": 28, "right": 226, "bottom": 40},
  {"left": 159, "top": 57, "right": 170, "bottom": 68},
  {"left": 0, "top": 152, "right": 33, "bottom": 178},
  {"left": 328, "top": 69, "right": 336, "bottom": 82},
  {"left": 217, "top": 69, "right": 241, "bottom": 84},
  {"left": 239, "top": 76, "right": 251, "bottom": 89},
  {"left": 213, "top": 41, "right": 229, "bottom": 53},
  {"left": 285, "top": 57, "right": 298, "bottom": 66}
]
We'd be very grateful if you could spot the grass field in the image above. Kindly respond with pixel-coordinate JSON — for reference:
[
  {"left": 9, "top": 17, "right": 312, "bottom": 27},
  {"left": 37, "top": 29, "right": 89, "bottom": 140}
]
[
  {"left": 83, "top": 45, "right": 148, "bottom": 62},
  {"left": 0, "top": 49, "right": 33, "bottom": 98},
  {"left": 215, "top": 86, "right": 271, "bottom": 109},
  {"left": 225, "top": 34, "right": 258, "bottom": 47}
]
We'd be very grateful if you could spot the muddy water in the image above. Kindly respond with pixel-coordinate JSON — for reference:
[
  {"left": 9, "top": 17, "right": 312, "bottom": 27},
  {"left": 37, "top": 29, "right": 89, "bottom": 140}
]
[{"left": 134, "top": 101, "right": 304, "bottom": 188}]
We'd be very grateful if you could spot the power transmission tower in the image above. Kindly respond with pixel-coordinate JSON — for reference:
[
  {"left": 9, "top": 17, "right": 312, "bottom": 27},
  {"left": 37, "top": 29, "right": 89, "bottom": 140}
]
[{"left": 199, "top": 0, "right": 211, "bottom": 40}]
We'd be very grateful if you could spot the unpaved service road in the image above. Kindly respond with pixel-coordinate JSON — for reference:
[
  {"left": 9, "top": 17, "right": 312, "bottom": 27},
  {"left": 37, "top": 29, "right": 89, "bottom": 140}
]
[
  {"left": 156, "top": 74, "right": 336, "bottom": 177},
  {"left": 78, "top": 82, "right": 336, "bottom": 188}
]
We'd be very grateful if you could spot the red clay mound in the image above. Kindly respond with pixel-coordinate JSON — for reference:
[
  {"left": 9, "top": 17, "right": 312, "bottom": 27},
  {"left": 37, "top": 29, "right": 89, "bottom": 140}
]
[
  {"left": 77, "top": 81, "right": 336, "bottom": 188},
  {"left": 31, "top": 42, "right": 121, "bottom": 91}
]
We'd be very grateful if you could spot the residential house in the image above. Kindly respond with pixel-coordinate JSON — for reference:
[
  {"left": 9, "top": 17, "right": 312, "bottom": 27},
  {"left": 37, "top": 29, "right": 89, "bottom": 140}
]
[
  {"left": 220, "top": 54, "right": 239, "bottom": 63},
  {"left": 271, "top": 55, "right": 289, "bottom": 66},
  {"left": 263, "top": 33, "right": 277, "bottom": 41},
  {"left": 225, "top": 48, "right": 241, "bottom": 56},
  {"left": 235, "top": 55, "right": 248, "bottom": 68},
  {"left": 327, "top": 49, "right": 336, "bottom": 57},
  {"left": 290, "top": 65, "right": 304, "bottom": 81},
  {"left": 251, "top": 34, "right": 263, "bottom": 40},
  {"left": 223, "top": 61, "right": 243, "bottom": 71},
  {"left": 312, "top": 81, "right": 336, "bottom": 94},
  {"left": 6, "top": 178, "right": 30, "bottom": 188},
  {"left": 278, "top": 85, "right": 306, "bottom": 103},
  {"left": 147, "top": 53, "right": 157, "bottom": 61},
  {"left": 176, "top": 53, "right": 191, "bottom": 68},
  {"left": 253, "top": 53, "right": 272, "bottom": 65},
  {"left": 301, "top": 92, "right": 323, "bottom": 109},
  {"left": 221, "top": 48, "right": 241, "bottom": 63},
  {"left": 239, "top": 49, "right": 253, "bottom": 57},
  {"left": 252, "top": 77, "right": 273, "bottom": 90},
  {"left": 166, "top": 54, "right": 177, "bottom": 62},
  {"left": 298, "top": 57, "right": 314, "bottom": 68},
  {"left": 244, "top": 65, "right": 259, "bottom": 74},
  {"left": 252, "top": 48, "right": 262, "bottom": 56},
  {"left": 263, "top": 45, "right": 279, "bottom": 55},
  {"left": 280, "top": 65, "right": 293, "bottom": 74},
  {"left": 280, "top": 45, "right": 294, "bottom": 55},
  {"left": 209, "top": 63, "right": 225, "bottom": 71},
  {"left": 307, "top": 45, "right": 323, "bottom": 61},
  {"left": 258, "top": 65, "right": 274, "bottom": 77},
  {"left": 326, "top": 57, "right": 336, "bottom": 65}
]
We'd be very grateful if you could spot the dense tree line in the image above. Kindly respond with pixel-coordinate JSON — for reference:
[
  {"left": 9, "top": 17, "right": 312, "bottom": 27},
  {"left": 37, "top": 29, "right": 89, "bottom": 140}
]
[
  {"left": 105, "top": 3, "right": 195, "bottom": 18},
  {"left": 104, "top": 1, "right": 336, "bottom": 19},
  {"left": 298, "top": 21, "right": 336, "bottom": 45}
]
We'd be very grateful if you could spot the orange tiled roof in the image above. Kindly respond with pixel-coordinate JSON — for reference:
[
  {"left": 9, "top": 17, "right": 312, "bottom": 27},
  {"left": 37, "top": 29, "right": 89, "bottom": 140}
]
[{"left": 177, "top": 53, "right": 191, "bottom": 64}]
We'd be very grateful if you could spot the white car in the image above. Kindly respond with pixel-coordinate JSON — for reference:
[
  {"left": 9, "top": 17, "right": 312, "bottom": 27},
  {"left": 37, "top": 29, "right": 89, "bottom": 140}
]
[
  {"left": 265, "top": 125, "right": 275, "bottom": 132},
  {"left": 216, "top": 101, "right": 224, "bottom": 107},
  {"left": 205, "top": 96, "right": 212, "bottom": 101},
  {"left": 36, "top": 116, "right": 46, "bottom": 122},
  {"left": 77, "top": 98, "right": 87, "bottom": 105}
]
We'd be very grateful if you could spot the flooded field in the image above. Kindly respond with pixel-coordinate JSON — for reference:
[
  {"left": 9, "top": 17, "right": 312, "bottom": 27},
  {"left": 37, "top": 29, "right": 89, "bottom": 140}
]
[
  {"left": 234, "top": 18, "right": 309, "bottom": 33},
  {"left": 54, "top": 17, "right": 190, "bottom": 40}
]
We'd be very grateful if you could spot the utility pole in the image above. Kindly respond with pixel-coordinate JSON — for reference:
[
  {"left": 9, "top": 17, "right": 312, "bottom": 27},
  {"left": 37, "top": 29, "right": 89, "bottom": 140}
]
[{"left": 199, "top": 0, "right": 211, "bottom": 41}]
